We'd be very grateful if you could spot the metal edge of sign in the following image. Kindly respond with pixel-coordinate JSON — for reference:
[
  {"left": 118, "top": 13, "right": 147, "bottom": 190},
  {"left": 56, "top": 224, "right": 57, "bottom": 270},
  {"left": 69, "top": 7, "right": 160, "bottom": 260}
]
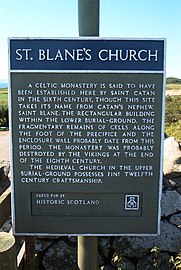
[
  {"left": 8, "top": 37, "right": 16, "bottom": 235},
  {"left": 9, "top": 37, "right": 166, "bottom": 41},
  {"left": 8, "top": 37, "right": 166, "bottom": 236},
  {"left": 13, "top": 232, "right": 161, "bottom": 237},
  {"left": 157, "top": 38, "right": 167, "bottom": 235},
  {"left": 9, "top": 70, "right": 165, "bottom": 74}
]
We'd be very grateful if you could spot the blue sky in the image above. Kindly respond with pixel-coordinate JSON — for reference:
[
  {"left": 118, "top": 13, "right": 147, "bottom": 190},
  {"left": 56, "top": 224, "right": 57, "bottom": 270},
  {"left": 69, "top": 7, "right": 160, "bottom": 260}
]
[{"left": 0, "top": 0, "right": 181, "bottom": 80}]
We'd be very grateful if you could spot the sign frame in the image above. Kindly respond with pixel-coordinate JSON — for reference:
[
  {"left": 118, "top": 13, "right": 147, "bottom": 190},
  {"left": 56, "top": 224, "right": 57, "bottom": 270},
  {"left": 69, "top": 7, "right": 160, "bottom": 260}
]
[{"left": 9, "top": 37, "right": 166, "bottom": 236}]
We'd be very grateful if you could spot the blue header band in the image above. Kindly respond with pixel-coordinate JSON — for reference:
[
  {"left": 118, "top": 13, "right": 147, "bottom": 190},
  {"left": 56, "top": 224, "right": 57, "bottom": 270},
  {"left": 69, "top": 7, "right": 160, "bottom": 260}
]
[{"left": 10, "top": 38, "right": 165, "bottom": 71}]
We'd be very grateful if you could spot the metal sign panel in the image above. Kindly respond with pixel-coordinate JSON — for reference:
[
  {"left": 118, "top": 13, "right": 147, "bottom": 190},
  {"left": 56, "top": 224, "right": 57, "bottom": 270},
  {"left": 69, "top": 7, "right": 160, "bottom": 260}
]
[{"left": 9, "top": 38, "right": 166, "bottom": 235}]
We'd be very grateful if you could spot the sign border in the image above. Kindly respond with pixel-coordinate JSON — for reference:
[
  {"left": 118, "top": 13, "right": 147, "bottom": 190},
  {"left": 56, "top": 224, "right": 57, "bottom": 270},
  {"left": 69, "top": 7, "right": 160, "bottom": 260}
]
[{"left": 9, "top": 37, "right": 166, "bottom": 236}]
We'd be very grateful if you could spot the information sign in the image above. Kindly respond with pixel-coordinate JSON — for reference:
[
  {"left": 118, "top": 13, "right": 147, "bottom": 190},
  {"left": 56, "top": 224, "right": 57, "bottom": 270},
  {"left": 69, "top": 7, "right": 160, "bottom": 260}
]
[{"left": 9, "top": 38, "right": 166, "bottom": 235}]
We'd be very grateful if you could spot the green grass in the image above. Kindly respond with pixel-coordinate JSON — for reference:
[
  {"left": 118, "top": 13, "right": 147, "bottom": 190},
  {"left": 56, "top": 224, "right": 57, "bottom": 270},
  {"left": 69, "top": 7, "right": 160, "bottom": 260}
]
[
  {"left": 166, "top": 83, "right": 181, "bottom": 91},
  {"left": 0, "top": 88, "right": 8, "bottom": 127},
  {"left": 0, "top": 88, "right": 8, "bottom": 105},
  {"left": 165, "top": 96, "right": 181, "bottom": 141},
  {"left": 165, "top": 122, "right": 181, "bottom": 141}
]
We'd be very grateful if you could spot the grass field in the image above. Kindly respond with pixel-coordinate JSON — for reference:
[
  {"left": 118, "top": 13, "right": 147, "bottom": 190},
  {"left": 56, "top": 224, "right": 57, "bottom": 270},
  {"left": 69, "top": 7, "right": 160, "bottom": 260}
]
[
  {"left": 165, "top": 95, "right": 181, "bottom": 141},
  {"left": 0, "top": 88, "right": 8, "bottom": 105},
  {"left": 0, "top": 88, "right": 8, "bottom": 128},
  {"left": 166, "top": 83, "right": 181, "bottom": 91}
]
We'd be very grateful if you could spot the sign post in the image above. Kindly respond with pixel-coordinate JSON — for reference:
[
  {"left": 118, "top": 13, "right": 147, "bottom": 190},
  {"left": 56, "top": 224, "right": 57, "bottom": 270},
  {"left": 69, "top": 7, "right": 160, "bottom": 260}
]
[
  {"left": 78, "top": 0, "right": 99, "bottom": 36},
  {"left": 78, "top": 1, "right": 99, "bottom": 269},
  {"left": 78, "top": 236, "right": 98, "bottom": 270}
]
